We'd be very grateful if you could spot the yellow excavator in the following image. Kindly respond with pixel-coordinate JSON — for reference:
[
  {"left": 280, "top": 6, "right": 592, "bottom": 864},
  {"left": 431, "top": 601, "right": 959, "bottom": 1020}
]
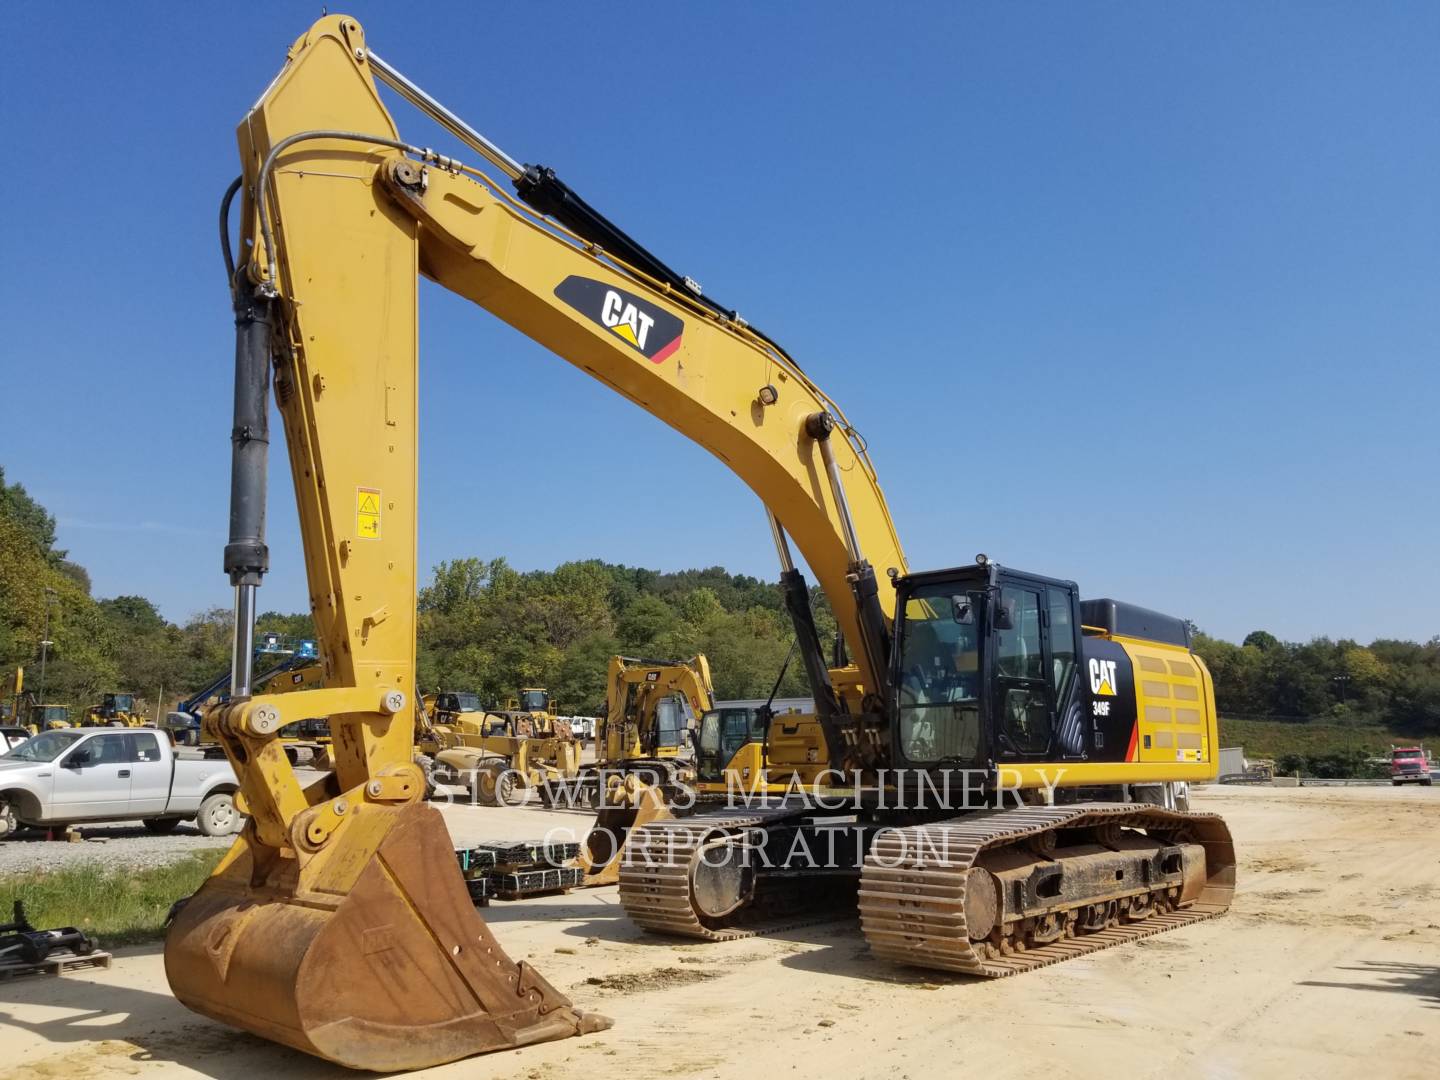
[
  {"left": 567, "top": 655, "right": 717, "bottom": 885},
  {"left": 165, "top": 16, "right": 1235, "bottom": 1070},
  {"left": 580, "top": 654, "right": 714, "bottom": 799}
]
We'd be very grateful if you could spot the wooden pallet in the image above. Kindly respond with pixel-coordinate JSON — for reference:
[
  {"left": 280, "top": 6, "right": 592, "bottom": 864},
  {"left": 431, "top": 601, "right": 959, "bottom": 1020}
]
[{"left": 0, "top": 950, "right": 113, "bottom": 981}]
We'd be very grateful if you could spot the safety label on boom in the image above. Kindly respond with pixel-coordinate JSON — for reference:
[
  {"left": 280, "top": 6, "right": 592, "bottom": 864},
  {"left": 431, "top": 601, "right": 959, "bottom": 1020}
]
[{"left": 357, "top": 487, "right": 381, "bottom": 539}]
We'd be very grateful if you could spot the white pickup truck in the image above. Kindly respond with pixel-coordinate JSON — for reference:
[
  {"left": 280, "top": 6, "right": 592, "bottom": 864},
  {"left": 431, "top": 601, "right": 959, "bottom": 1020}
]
[{"left": 0, "top": 727, "right": 243, "bottom": 838}]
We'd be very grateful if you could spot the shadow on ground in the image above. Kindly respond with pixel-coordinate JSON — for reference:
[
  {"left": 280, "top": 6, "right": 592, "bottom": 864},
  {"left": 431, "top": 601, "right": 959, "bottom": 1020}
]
[
  {"left": 1298, "top": 961, "right": 1440, "bottom": 1008},
  {"left": 0, "top": 950, "right": 344, "bottom": 1080}
]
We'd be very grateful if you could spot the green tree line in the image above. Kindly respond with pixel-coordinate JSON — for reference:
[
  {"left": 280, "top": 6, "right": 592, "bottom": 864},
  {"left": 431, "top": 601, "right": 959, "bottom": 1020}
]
[
  {"left": 1191, "top": 628, "right": 1439, "bottom": 734},
  {"left": 2, "top": 466, "right": 1436, "bottom": 737}
]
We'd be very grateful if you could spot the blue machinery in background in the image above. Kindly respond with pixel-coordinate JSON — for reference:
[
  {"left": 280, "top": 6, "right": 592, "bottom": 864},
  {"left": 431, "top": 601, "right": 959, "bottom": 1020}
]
[{"left": 166, "top": 637, "right": 317, "bottom": 743}]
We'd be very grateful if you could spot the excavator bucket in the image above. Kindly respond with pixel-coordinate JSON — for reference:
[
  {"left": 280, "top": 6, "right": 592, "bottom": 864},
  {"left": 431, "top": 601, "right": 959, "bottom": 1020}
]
[
  {"left": 578, "top": 776, "right": 675, "bottom": 887},
  {"left": 165, "top": 802, "right": 609, "bottom": 1071}
]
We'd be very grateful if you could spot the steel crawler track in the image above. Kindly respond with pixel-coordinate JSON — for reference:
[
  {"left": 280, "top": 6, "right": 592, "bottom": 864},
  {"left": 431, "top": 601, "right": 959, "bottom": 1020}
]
[
  {"left": 858, "top": 803, "right": 1235, "bottom": 976},
  {"left": 618, "top": 802, "right": 1234, "bottom": 976},
  {"left": 617, "top": 810, "right": 795, "bottom": 940}
]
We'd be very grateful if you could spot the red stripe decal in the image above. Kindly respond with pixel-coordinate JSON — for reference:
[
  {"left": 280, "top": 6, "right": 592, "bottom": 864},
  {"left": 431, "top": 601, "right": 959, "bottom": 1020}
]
[
  {"left": 650, "top": 334, "right": 682, "bottom": 364},
  {"left": 1125, "top": 723, "right": 1139, "bottom": 762}
]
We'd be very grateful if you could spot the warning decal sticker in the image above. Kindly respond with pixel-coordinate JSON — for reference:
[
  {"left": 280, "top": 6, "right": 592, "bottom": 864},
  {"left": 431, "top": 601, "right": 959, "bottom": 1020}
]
[{"left": 357, "top": 487, "right": 381, "bottom": 539}]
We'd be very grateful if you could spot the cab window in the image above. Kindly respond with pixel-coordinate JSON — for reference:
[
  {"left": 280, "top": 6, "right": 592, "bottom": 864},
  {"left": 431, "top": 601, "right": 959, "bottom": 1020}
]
[
  {"left": 654, "top": 697, "right": 686, "bottom": 748},
  {"left": 1047, "top": 588, "right": 1076, "bottom": 699},
  {"left": 128, "top": 732, "right": 162, "bottom": 762},
  {"left": 896, "top": 588, "right": 981, "bottom": 764},
  {"left": 996, "top": 589, "right": 1043, "bottom": 680},
  {"left": 995, "top": 586, "right": 1052, "bottom": 756}
]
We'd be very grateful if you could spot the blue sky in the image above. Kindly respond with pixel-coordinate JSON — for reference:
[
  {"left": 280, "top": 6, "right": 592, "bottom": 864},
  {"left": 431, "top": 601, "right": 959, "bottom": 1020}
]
[{"left": 2, "top": 2, "right": 1436, "bottom": 644}]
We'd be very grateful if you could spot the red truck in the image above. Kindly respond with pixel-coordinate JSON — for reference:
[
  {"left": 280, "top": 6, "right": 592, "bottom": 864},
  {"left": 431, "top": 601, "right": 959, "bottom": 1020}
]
[{"left": 1390, "top": 746, "right": 1432, "bottom": 786}]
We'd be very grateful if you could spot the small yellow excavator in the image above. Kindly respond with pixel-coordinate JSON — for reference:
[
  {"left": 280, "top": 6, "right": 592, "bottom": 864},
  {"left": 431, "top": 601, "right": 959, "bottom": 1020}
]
[
  {"left": 581, "top": 655, "right": 714, "bottom": 798},
  {"left": 165, "top": 16, "right": 1234, "bottom": 1070},
  {"left": 568, "top": 655, "right": 716, "bottom": 885}
]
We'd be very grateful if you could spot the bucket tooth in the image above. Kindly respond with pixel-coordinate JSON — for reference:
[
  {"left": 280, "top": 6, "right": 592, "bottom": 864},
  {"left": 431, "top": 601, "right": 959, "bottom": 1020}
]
[{"left": 164, "top": 802, "right": 609, "bottom": 1071}]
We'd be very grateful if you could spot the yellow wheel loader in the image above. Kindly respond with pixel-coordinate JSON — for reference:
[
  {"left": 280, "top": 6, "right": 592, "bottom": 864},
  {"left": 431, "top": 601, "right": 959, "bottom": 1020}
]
[
  {"left": 165, "top": 16, "right": 1233, "bottom": 1069},
  {"left": 419, "top": 690, "right": 582, "bottom": 806},
  {"left": 85, "top": 692, "right": 146, "bottom": 727}
]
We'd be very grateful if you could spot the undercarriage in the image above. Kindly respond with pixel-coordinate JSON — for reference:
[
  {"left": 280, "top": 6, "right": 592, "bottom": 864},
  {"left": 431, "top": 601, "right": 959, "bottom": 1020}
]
[{"left": 616, "top": 801, "right": 1234, "bottom": 972}]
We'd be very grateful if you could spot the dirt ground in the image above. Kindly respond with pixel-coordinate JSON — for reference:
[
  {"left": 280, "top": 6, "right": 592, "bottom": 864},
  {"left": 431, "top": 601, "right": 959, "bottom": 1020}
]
[{"left": 1, "top": 785, "right": 1434, "bottom": 1080}]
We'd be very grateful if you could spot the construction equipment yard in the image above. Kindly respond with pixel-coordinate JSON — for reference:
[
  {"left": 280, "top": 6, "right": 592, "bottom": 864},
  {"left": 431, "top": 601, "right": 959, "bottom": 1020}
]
[
  {"left": 2, "top": 783, "right": 1433, "bottom": 1080},
  {"left": 3, "top": 8, "right": 1437, "bottom": 1080}
]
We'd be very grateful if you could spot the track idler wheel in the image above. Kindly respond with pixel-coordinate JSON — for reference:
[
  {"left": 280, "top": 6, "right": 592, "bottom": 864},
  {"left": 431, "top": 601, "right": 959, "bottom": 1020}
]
[
  {"left": 164, "top": 802, "right": 609, "bottom": 1071},
  {"left": 691, "top": 837, "right": 755, "bottom": 920}
]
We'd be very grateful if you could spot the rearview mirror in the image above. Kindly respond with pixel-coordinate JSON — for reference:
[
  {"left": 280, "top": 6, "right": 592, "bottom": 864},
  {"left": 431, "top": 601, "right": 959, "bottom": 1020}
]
[
  {"left": 64, "top": 748, "right": 91, "bottom": 768},
  {"left": 995, "top": 597, "right": 1016, "bottom": 631}
]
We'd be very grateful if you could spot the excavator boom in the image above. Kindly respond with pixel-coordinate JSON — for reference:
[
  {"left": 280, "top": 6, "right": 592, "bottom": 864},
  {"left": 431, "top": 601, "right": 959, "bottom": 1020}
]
[{"left": 171, "top": 15, "right": 896, "bottom": 1067}]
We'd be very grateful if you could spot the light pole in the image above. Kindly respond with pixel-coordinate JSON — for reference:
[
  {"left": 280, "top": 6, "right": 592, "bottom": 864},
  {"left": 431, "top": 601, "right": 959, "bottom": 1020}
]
[
  {"left": 37, "top": 588, "right": 57, "bottom": 706},
  {"left": 1332, "top": 673, "right": 1351, "bottom": 706}
]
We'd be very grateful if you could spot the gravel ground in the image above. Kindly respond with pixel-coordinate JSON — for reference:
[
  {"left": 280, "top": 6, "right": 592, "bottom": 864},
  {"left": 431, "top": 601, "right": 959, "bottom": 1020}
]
[
  {"left": 1, "top": 785, "right": 1434, "bottom": 1080},
  {"left": 0, "top": 823, "right": 232, "bottom": 874}
]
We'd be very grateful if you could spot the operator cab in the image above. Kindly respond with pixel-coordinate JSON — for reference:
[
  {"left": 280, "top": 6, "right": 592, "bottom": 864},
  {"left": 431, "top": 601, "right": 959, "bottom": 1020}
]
[
  {"left": 518, "top": 689, "right": 550, "bottom": 714},
  {"left": 29, "top": 704, "right": 72, "bottom": 730},
  {"left": 650, "top": 695, "right": 692, "bottom": 751},
  {"left": 695, "top": 705, "right": 767, "bottom": 783},
  {"left": 890, "top": 562, "right": 1086, "bottom": 769},
  {"left": 436, "top": 692, "right": 482, "bottom": 715},
  {"left": 99, "top": 693, "right": 136, "bottom": 718}
]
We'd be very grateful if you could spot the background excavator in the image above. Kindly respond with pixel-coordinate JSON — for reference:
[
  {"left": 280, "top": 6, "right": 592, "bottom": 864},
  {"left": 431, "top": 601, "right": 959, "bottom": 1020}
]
[
  {"left": 574, "top": 654, "right": 714, "bottom": 803},
  {"left": 164, "top": 16, "right": 1234, "bottom": 1070}
]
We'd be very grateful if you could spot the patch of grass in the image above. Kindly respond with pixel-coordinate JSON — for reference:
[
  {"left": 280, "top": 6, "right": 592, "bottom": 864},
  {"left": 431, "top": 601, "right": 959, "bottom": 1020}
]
[
  {"left": 0, "top": 850, "right": 224, "bottom": 947},
  {"left": 1219, "top": 717, "right": 1414, "bottom": 760}
]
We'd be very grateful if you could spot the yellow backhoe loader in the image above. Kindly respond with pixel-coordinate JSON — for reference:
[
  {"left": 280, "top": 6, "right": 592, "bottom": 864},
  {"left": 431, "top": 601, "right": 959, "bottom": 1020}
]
[
  {"left": 165, "top": 16, "right": 1234, "bottom": 1070},
  {"left": 8, "top": 670, "right": 73, "bottom": 733}
]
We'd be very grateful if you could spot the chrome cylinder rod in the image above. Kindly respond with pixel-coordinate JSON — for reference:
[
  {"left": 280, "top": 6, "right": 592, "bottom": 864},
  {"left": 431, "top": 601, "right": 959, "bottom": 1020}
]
[
  {"left": 807, "top": 414, "right": 863, "bottom": 564},
  {"left": 367, "top": 50, "right": 525, "bottom": 181},
  {"left": 766, "top": 509, "right": 797, "bottom": 574},
  {"left": 232, "top": 584, "right": 257, "bottom": 697}
]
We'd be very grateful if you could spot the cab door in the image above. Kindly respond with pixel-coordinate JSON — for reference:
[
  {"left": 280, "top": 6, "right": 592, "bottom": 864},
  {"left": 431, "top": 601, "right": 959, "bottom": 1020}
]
[
  {"left": 992, "top": 585, "right": 1054, "bottom": 758},
  {"left": 51, "top": 733, "right": 133, "bottom": 818},
  {"left": 126, "top": 731, "right": 172, "bottom": 814}
]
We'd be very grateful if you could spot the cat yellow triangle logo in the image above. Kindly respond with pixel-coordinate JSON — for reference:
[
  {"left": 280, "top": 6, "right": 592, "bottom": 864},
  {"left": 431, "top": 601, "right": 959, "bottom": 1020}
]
[
  {"left": 610, "top": 322, "right": 638, "bottom": 345},
  {"left": 357, "top": 487, "right": 381, "bottom": 539},
  {"left": 1088, "top": 658, "right": 1119, "bottom": 696}
]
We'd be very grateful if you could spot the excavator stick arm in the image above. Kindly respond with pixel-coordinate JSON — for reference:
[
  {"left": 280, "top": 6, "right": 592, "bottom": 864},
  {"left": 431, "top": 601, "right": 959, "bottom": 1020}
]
[{"left": 166, "top": 18, "right": 612, "bottom": 1069}]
